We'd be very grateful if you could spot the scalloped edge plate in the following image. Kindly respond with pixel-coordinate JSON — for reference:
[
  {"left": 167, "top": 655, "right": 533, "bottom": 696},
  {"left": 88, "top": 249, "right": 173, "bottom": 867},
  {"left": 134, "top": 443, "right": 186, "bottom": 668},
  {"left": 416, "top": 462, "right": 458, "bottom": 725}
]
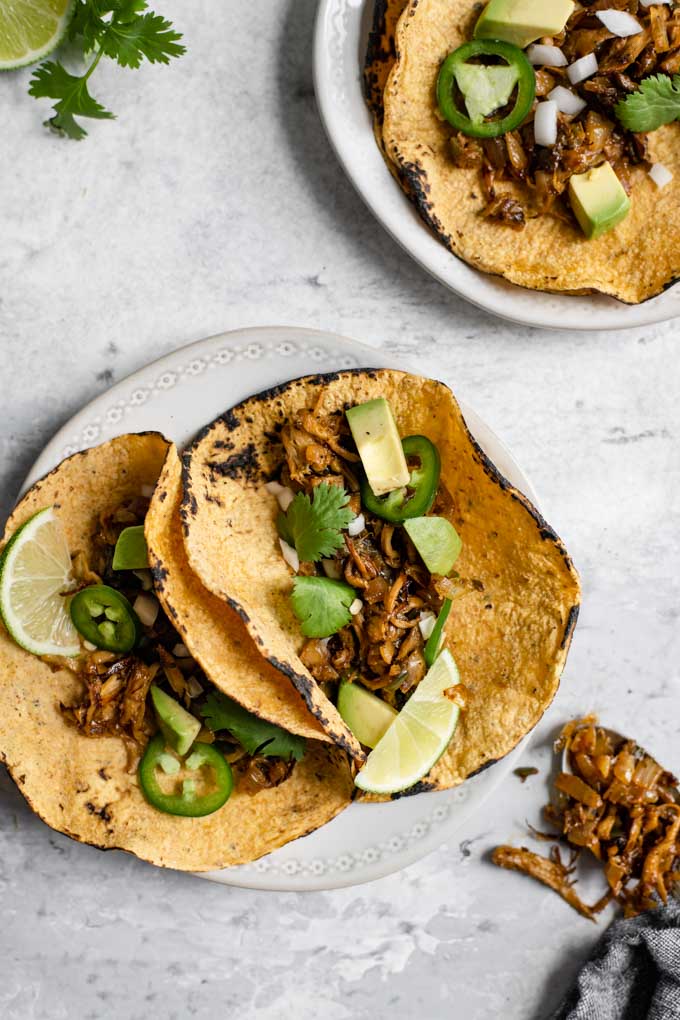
[{"left": 23, "top": 326, "right": 534, "bottom": 890}]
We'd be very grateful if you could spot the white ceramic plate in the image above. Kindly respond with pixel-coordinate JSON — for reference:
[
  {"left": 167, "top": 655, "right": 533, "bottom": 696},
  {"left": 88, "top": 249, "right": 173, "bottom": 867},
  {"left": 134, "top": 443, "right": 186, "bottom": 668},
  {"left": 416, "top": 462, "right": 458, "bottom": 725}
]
[
  {"left": 24, "top": 326, "right": 534, "bottom": 890},
  {"left": 313, "top": 0, "right": 680, "bottom": 332}
]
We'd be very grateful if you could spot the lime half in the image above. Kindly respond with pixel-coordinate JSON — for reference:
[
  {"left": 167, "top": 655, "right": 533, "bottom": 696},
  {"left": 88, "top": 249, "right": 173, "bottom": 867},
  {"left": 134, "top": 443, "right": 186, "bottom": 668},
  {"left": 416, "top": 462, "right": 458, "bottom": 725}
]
[
  {"left": 0, "top": 507, "right": 80, "bottom": 657},
  {"left": 354, "top": 650, "right": 461, "bottom": 794},
  {"left": 0, "top": 0, "right": 73, "bottom": 71}
]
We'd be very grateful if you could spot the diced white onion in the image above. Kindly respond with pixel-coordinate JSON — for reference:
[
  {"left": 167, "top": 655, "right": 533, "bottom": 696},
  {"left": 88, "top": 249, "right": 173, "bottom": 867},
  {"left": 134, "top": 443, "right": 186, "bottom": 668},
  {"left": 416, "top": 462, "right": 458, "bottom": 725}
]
[
  {"left": 133, "top": 592, "right": 159, "bottom": 628},
  {"left": 172, "top": 642, "right": 190, "bottom": 658},
  {"left": 141, "top": 484, "right": 155, "bottom": 498},
  {"left": 349, "top": 598, "right": 363, "bottom": 616},
  {"left": 347, "top": 513, "right": 365, "bottom": 537},
  {"left": 649, "top": 162, "right": 673, "bottom": 189},
  {"left": 265, "top": 480, "right": 295, "bottom": 511},
  {"left": 534, "top": 100, "right": 558, "bottom": 147},
  {"left": 640, "top": 0, "right": 671, "bottom": 5},
  {"left": 186, "top": 675, "right": 204, "bottom": 698},
  {"left": 322, "top": 558, "right": 343, "bottom": 579},
  {"left": 418, "top": 612, "right": 436, "bottom": 640},
  {"left": 133, "top": 568, "right": 153, "bottom": 591},
  {"left": 527, "top": 44, "right": 567, "bottom": 67},
  {"left": 279, "top": 538, "right": 299, "bottom": 572},
  {"left": 83, "top": 640, "right": 97, "bottom": 652},
  {"left": 567, "top": 53, "right": 598, "bottom": 85},
  {"left": 548, "top": 85, "right": 587, "bottom": 116},
  {"left": 595, "top": 10, "right": 642, "bottom": 36}
]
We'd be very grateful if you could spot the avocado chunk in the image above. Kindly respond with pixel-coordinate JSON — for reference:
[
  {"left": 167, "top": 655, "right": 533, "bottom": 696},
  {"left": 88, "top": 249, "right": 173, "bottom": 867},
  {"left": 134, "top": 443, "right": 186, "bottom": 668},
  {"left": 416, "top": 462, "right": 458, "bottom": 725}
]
[
  {"left": 337, "top": 680, "right": 398, "bottom": 749},
  {"left": 346, "top": 398, "right": 410, "bottom": 497},
  {"left": 474, "top": 0, "right": 574, "bottom": 49},
  {"left": 404, "top": 516, "right": 462, "bottom": 575},
  {"left": 112, "top": 525, "right": 149, "bottom": 570},
  {"left": 151, "top": 685, "right": 201, "bottom": 756},
  {"left": 569, "top": 162, "right": 631, "bottom": 240}
]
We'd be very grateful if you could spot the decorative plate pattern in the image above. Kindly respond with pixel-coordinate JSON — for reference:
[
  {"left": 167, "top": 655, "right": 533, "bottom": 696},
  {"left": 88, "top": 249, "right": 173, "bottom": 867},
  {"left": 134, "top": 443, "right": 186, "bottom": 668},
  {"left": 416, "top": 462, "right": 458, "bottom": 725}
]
[
  {"left": 314, "top": 0, "right": 680, "bottom": 331},
  {"left": 24, "top": 326, "right": 531, "bottom": 891}
]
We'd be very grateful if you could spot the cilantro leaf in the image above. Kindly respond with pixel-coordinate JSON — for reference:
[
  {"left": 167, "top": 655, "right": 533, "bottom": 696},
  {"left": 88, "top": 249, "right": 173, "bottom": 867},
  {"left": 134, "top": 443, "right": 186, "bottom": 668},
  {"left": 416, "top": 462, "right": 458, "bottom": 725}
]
[
  {"left": 280, "top": 483, "right": 355, "bottom": 562},
  {"left": 29, "top": 61, "right": 114, "bottom": 139},
  {"left": 200, "top": 692, "right": 306, "bottom": 761},
  {"left": 98, "top": 1, "right": 186, "bottom": 68},
  {"left": 290, "top": 576, "right": 356, "bottom": 638},
  {"left": 615, "top": 74, "right": 680, "bottom": 133}
]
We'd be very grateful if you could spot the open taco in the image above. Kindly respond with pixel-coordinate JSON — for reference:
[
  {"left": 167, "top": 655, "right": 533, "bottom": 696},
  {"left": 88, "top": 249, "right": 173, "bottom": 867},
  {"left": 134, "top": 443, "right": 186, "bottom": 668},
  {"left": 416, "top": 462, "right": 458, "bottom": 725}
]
[
  {"left": 182, "top": 369, "right": 581, "bottom": 798},
  {"left": 369, "top": 0, "right": 680, "bottom": 302},
  {"left": 0, "top": 433, "right": 352, "bottom": 871}
]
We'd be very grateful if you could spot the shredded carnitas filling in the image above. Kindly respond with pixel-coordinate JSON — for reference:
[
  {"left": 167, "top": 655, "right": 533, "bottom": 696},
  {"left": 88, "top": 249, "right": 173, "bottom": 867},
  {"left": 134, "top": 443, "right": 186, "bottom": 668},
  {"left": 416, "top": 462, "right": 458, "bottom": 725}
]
[
  {"left": 281, "top": 400, "right": 471, "bottom": 710},
  {"left": 451, "top": 1, "right": 680, "bottom": 228},
  {"left": 493, "top": 715, "right": 680, "bottom": 919},
  {"left": 60, "top": 499, "right": 296, "bottom": 787}
]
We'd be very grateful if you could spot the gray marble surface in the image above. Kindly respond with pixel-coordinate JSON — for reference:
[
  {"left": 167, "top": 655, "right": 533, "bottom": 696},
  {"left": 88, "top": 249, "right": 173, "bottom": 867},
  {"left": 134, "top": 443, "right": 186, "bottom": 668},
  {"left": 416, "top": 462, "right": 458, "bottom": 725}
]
[{"left": 2, "top": 1, "right": 680, "bottom": 1017}]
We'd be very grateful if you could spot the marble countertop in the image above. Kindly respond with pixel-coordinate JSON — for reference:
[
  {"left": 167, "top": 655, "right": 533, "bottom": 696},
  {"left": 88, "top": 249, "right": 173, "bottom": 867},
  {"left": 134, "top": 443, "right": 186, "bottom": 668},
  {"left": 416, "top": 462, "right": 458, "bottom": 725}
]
[{"left": 2, "top": 1, "right": 679, "bottom": 1017}]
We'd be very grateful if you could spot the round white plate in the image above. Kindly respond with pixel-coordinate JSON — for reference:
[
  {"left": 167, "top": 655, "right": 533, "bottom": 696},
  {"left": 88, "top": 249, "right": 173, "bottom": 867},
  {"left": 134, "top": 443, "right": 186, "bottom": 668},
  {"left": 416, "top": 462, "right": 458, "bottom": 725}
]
[
  {"left": 313, "top": 0, "right": 680, "bottom": 332},
  {"left": 24, "top": 326, "right": 534, "bottom": 890}
]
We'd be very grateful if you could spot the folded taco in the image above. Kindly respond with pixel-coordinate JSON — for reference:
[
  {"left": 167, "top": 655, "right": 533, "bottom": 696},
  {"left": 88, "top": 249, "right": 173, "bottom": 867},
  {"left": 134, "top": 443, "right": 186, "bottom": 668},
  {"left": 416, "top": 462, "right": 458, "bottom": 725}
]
[
  {"left": 0, "top": 433, "right": 352, "bottom": 871},
  {"left": 369, "top": 0, "right": 680, "bottom": 302},
  {"left": 182, "top": 369, "right": 580, "bottom": 798}
]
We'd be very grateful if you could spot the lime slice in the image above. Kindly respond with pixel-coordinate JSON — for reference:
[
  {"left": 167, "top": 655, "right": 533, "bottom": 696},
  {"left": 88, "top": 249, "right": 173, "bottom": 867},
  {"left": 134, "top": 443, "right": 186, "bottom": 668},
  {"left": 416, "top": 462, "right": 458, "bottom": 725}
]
[
  {"left": 0, "top": 0, "right": 73, "bottom": 71},
  {"left": 404, "top": 516, "right": 462, "bottom": 574},
  {"left": 354, "top": 650, "right": 461, "bottom": 794},
  {"left": 0, "top": 507, "right": 80, "bottom": 657}
]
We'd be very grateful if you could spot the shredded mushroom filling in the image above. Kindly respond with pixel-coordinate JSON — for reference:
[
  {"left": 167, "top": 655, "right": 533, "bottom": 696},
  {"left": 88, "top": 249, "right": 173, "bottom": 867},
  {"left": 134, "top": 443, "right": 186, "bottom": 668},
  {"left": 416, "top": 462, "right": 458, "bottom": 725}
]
[{"left": 450, "top": 1, "right": 680, "bottom": 228}]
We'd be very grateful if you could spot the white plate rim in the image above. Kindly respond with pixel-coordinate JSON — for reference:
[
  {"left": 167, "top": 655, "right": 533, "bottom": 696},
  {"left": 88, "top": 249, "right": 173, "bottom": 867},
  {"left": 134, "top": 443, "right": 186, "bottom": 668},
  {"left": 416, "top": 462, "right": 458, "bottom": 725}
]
[
  {"left": 20, "top": 325, "right": 545, "bottom": 891},
  {"left": 313, "top": 0, "right": 680, "bottom": 332}
]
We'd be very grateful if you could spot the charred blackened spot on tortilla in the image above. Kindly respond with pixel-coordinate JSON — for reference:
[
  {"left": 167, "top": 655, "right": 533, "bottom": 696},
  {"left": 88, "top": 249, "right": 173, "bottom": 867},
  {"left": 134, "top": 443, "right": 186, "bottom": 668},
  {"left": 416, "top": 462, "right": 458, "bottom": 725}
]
[
  {"left": 469, "top": 758, "right": 498, "bottom": 779},
  {"left": 390, "top": 779, "right": 435, "bottom": 799},
  {"left": 219, "top": 409, "right": 241, "bottom": 431},
  {"left": 561, "top": 605, "right": 579, "bottom": 649},
  {"left": 203, "top": 490, "right": 224, "bottom": 507},
  {"left": 158, "top": 491, "right": 167, "bottom": 503},
  {"left": 85, "top": 801, "right": 112, "bottom": 823},
  {"left": 213, "top": 438, "right": 235, "bottom": 452},
  {"left": 207, "top": 444, "right": 259, "bottom": 482},
  {"left": 98, "top": 767, "right": 110, "bottom": 781}
]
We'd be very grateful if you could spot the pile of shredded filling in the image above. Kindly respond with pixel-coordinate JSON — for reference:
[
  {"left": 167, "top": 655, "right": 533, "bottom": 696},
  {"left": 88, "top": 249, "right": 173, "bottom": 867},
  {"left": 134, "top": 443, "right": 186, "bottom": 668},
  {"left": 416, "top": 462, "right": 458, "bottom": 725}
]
[
  {"left": 281, "top": 402, "right": 463, "bottom": 708},
  {"left": 493, "top": 715, "right": 680, "bottom": 919},
  {"left": 450, "top": 1, "right": 680, "bottom": 229},
  {"left": 61, "top": 498, "right": 295, "bottom": 789}
]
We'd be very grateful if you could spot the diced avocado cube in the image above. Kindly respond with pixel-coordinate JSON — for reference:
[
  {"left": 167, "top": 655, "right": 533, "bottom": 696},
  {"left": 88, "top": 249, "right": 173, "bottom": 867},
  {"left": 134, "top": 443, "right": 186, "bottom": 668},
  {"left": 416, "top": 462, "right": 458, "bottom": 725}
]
[
  {"left": 346, "top": 398, "right": 410, "bottom": 497},
  {"left": 112, "top": 525, "right": 149, "bottom": 571},
  {"left": 404, "top": 516, "right": 462, "bottom": 575},
  {"left": 569, "top": 162, "right": 631, "bottom": 240},
  {"left": 474, "top": 0, "right": 575, "bottom": 50},
  {"left": 337, "top": 680, "right": 398, "bottom": 749},
  {"left": 150, "top": 685, "right": 201, "bottom": 756}
]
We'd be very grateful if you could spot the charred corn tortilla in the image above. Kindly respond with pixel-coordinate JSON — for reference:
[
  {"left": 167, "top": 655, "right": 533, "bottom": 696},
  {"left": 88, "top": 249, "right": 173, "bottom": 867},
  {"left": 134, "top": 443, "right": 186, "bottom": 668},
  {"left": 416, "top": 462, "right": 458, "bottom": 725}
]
[
  {"left": 374, "top": 0, "right": 680, "bottom": 303},
  {"left": 0, "top": 434, "right": 352, "bottom": 871},
  {"left": 181, "top": 370, "right": 581, "bottom": 793}
]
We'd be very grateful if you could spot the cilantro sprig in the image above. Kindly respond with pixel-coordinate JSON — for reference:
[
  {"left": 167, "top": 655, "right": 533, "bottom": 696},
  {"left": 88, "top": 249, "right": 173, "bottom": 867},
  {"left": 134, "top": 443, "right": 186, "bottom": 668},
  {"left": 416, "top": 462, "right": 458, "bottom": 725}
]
[
  {"left": 28, "top": 0, "right": 185, "bottom": 139},
  {"left": 277, "top": 483, "right": 355, "bottom": 563},
  {"left": 615, "top": 74, "right": 680, "bottom": 133},
  {"left": 200, "top": 692, "right": 306, "bottom": 762},
  {"left": 290, "top": 576, "right": 356, "bottom": 638}
]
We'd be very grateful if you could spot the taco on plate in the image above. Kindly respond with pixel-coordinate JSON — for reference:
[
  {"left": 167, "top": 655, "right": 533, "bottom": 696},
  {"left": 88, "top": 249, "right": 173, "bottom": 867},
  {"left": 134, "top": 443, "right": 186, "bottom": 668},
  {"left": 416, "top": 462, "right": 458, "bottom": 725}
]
[
  {"left": 181, "top": 369, "right": 580, "bottom": 797},
  {"left": 368, "top": 0, "right": 680, "bottom": 302},
  {"left": 0, "top": 433, "right": 352, "bottom": 871}
]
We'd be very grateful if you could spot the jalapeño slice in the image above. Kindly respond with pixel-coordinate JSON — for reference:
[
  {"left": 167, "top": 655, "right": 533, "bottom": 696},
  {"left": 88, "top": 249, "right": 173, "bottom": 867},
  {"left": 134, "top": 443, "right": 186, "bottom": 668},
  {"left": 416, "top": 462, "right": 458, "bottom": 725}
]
[
  {"left": 437, "top": 40, "right": 536, "bottom": 139},
  {"left": 70, "top": 583, "right": 141, "bottom": 653},
  {"left": 361, "top": 435, "right": 440, "bottom": 523},
  {"left": 138, "top": 735, "right": 233, "bottom": 817}
]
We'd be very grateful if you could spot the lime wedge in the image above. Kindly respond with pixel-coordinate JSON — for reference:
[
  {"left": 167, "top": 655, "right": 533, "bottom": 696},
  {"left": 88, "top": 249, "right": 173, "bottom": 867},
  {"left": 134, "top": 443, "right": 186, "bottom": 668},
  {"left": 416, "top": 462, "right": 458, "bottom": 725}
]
[
  {"left": 0, "top": 0, "right": 73, "bottom": 71},
  {"left": 0, "top": 507, "right": 80, "bottom": 657},
  {"left": 404, "top": 516, "right": 462, "bottom": 574},
  {"left": 354, "top": 650, "right": 461, "bottom": 794}
]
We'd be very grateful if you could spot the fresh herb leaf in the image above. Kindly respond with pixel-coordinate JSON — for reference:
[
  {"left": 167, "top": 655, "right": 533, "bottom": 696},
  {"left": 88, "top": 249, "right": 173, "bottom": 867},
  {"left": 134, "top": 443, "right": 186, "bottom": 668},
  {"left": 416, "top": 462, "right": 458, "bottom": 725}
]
[
  {"left": 276, "top": 510, "right": 294, "bottom": 548},
  {"left": 29, "top": 60, "right": 114, "bottom": 139},
  {"left": 200, "top": 692, "right": 306, "bottom": 761},
  {"left": 290, "top": 576, "right": 356, "bottom": 638},
  {"left": 28, "top": 0, "right": 185, "bottom": 139},
  {"left": 615, "top": 74, "right": 680, "bottom": 132},
  {"left": 279, "top": 483, "right": 354, "bottom": 563}
]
